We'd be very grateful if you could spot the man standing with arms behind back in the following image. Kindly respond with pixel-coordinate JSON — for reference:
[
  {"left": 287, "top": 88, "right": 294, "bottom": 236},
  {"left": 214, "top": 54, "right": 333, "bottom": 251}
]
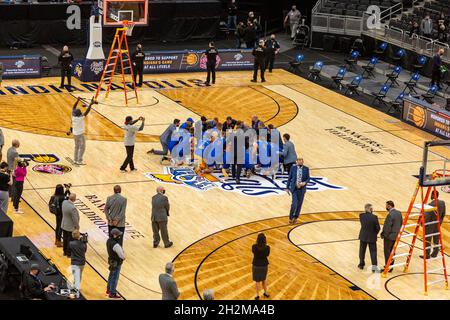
[
  {"left": 151, "top": 186, "right": 173, "bottom": 248},
  {"left": 358, "top": 203, "right": 380, "bottom": 272},
  {"left": 286, "top": 158, "right": 310, "bottom": 225},
  {"left": 104, "top": 185, "right": 127, "bottom": 246},
  {"left": 381, "top": 200, "right": 402, "bottom": 272}
]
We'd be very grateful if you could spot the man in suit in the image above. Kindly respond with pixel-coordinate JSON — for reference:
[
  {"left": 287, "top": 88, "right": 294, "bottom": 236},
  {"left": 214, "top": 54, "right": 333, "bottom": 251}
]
[
  {"left": 151, "top": 186, "right": 173, "bottom": 248},
  {"left": 286, "top": 158, "right": 310, "bottom": 224},
  {"left": 358, "top": 203, "right": 381, "bottom": 272},
  {"left": 159, "top": 262, "right": 180, "bottom": 300},
  {"left": 61, "top": 193, "right": 80, "bottom": 257},
  {"left": 104, "top": 185, "right": 127, "bottom": 245},
  {"left": 421, "top": 191, "right": 446, "bottom": 259},
  {"left": 381, "top": 200, "right": 402, "bottom": 271},
  {"left": 148, "top": 119, "right": 181, "bottom": 163},
  {"left": 282, "top": 133, "right": 297, "bottom": 174}
]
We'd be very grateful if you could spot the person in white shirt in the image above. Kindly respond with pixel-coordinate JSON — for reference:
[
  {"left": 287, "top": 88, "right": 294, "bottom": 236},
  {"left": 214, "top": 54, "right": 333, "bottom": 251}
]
[{"left": 67, "top": 97, "right": 95, "bottom": 166}]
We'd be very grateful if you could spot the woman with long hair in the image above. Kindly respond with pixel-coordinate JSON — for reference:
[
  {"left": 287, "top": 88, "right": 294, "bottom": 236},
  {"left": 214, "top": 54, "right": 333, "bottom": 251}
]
[{"left": 252, "top": 233, "right": 270, "bottom": 300}]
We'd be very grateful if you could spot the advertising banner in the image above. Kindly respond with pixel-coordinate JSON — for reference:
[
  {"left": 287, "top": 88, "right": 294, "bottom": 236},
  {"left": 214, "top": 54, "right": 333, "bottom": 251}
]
[
  {"left": 0, "top": 55, "right": 41, "bottom": 79},
  {"left": 402, "top": 96, "right": 450, "bottom": 139}
]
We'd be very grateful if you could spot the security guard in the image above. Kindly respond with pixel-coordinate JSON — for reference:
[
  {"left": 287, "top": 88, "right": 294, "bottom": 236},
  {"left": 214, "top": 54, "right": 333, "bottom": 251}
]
[
  {"left": 264, "top": 34, "right": 280, "bottom": 73},
  {"left": 132, "top": 44, "right": 146, "bottom": 87},
  {"left": 251, "top": 40, "right": 266, "bottom": 83},
  {"left": 58, "top": 45, "right": 74, "bottom": 88},
  {"left": 205, "top": 42, "right": 219, "bottom": 86}
]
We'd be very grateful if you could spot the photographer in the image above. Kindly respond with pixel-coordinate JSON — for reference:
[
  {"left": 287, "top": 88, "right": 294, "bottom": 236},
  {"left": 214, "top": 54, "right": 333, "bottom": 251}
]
[
  {"left": 69, "top": 230, "right": 87, "bottom": 298},
  {"left": 12, "top": 159, "right": 29, "bottom": 214}
]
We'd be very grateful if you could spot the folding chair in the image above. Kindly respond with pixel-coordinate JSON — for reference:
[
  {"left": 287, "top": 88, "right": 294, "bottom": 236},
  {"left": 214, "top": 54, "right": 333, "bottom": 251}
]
[
  {"left": 288, "top": 54, "right": 304, "bottom": 75},
  {"left": 307, "top": 61, "right": 324, "bottom": 82},
  {"left": 412, "top": 56, "right": 426, "bottom": 75},
  {"left": 344, "top": 75, "right": 363, "bottom": 96},
  {"left": 344, "top": 50, "right": 360, "bottom": 72},
  {"left": 385, "top": 66, "right": 402, "bottom": 87},
  {"left": 331, "top": 67, "right": 347, "bottom": 90},
  {"left": 371, "top": 84, "right": 390, "bottom": 107},
  {"left": 361, "top": 57, "right": 378, "bottom": 79},
  {"left": 421, "top": 84, "right": 438, "bottom": 104},
  {"left": 387, "top": 92, "right": 405, "bottom": 114},
  {"left": 403, "top": 72, "right": 420, "bottom": 94},
  {"left": 390, "top": 48, "right": 405, "bottom": 68},
  {"left": 374, "top": 41, "right": 388, "bottom": 58}
]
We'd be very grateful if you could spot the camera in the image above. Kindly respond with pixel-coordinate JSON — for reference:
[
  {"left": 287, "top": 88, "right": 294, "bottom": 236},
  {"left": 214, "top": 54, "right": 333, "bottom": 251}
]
[{"left": 80, "top": 232, "right": 88, "bottom": 243}]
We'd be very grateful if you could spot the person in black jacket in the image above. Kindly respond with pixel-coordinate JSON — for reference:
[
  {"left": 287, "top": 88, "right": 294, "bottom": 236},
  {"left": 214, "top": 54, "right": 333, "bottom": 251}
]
[
  {"left": 132, "top": 44, "right": 145, "bottom": 87},
  {"left": 58, "top": 45, "right": 74, "bottom": 88},
  {"left": 358, "top": 203, "right": 380, "bottom": 272},
  {"left": 252, "top": 233, "right": 270, "bottom": 300},
  {"left": 204, "top": 42, "right": 219, "bottom": 86},
  {"left": 431, "top": 48, "right": 444, "bottom": 89},
  {"left": 21, "top": 264, "right": 55, "bottom": 300},
  {"left": 251, "top": 40, "right": 267, "bottom": 83}
]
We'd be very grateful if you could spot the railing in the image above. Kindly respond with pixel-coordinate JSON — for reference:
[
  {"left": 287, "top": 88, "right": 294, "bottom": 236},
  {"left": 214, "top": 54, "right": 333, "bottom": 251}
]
[{"left": 363, "top": 25, "right": 450, "bottom": 63}]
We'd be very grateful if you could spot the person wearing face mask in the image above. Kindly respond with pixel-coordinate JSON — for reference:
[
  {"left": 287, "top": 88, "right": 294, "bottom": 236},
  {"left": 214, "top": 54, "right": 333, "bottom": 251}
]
[
  {"left": 67, "top": 97, "right": 95, "bottom": 166},
  {"left": 284, "top": 5, "right": 301, "bottom": 40},
  {"left": 264, "top": 34, "right": 281, "bottom": 73},
  {"left": 358, "top": 204, "right": 380, "bottom": 272},
  {"left": 380, "top": 200, "right": 402, "bottom": 272},
  {"left": 204, "top": 42, "right": 219, "bottom": 86},
  {"left": 420, "top": 15, "right": 433, "bottom": 38},
  {"left": 21, "top": 264, "right": 55, "bottom": 300},
  {"left": 431, "top": 48, "right": 445, "bottom": 89},
  {"left": 58, "top": 45, "right": 74, "bottom": 88},
  {"left": 151, "top": 186, "right": 173, "bottom": 248},
  {"left": 131, "top": 44, "right": 146, "bottom": 87},
  {"left": 251, "top": 40, "right": 267, "bottom": 83},
  {"left": 106, "top": 228, "right": 125, "bottom": 299}
]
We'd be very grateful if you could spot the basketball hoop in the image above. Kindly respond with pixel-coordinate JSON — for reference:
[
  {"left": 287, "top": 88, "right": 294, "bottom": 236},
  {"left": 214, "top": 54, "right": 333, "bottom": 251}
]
[
  {"left": 433, "top": 169, "right": 450, "bottom": 192},
  {"left": 123, "top": 20, "right": 135, "bottom": 36}
]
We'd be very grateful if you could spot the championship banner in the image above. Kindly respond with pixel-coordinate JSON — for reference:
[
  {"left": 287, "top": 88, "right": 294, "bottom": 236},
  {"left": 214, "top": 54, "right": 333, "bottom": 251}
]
[
  {"left": 143, "top": 49, "right": 254, "bottom": 73},
  {"left": 402, "top": 96, "right": 450, "bottom": 139},
  {"left": 0, "top": 55, "right": 41, "bottom": 79}
]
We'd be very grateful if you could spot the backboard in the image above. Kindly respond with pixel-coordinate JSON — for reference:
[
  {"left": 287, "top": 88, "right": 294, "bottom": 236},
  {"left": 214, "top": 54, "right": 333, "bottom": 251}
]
[
  {"left": 419, "top": 140, "right": 450, "bottom": 187},
  {"left": 100, "top": 0, "right": 148, "bottom": 26}
]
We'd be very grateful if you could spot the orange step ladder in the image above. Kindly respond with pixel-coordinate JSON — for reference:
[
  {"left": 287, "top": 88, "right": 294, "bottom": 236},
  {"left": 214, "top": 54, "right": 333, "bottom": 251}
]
[
  {"left": 382, "top": 172, "right": 448, "bottom": 295},
  {"left": 94, "top": 20, "right": 138, "bottom": 106}
]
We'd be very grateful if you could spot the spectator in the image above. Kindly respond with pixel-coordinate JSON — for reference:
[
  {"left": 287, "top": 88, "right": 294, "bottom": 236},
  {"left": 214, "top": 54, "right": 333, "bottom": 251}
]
[
  {"left": 203, "top": 289, "right": 214, "bottom": 300},
  {"left": 227, "top": 0, "right": 238, "bottom": 32},
  {"left": 21, "top": 264, "right": 55, "bottom": 300},
  {"left": 420, "top": 15, "right": 433, "bottom": 38},
  {"left": 236, "top": 22, "right": 246, "bottom": 48},
  {"left": 159, "top": 262, "right": 180, "bottom": 300},
  {"left": 69, "top": 230, "right": 87, "bottom": 298},
  {"left": 285, "top": 5, "right": 301, "bottom": 40},
  {"left": 252, "top": 233, "right": 270, "bottom": 300},
  {"left": 106, "top": 228, "right": 125, "bottom": 299},
  {"left": 12, "top": 159, "right": 28, "bottom": 214}
]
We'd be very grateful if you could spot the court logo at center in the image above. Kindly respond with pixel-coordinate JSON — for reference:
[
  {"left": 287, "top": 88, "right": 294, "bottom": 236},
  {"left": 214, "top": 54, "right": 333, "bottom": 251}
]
[{"left": 145, "top": 167, "right": 345, "bottom": 197}]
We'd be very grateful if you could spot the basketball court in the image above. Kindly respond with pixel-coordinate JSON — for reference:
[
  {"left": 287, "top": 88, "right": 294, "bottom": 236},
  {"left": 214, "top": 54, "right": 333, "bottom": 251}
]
[{"left": 2, "top": 67, "right": 450, "bottom": 300}]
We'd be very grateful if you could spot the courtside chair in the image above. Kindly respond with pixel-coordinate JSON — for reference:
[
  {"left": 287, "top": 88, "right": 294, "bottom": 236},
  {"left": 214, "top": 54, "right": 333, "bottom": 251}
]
[
  {"left": 344, "top": 50, "right": 360, "bottom": 72},
  {"left": 374, "top": 41, "right": 388, "bottom": 58},
  {"left": 390, "top": 48, "right": 405, "bottom": 68},
  {"left": 387, "top": 91, "right": 405, "bottom": 114},
  {"left": 331, "top": 67, "right": 347, "bottom": 90},
  {"left": 308, "top": 61, "right": 324, "bottom": 82},
  {"left": 344, "top": 75, "right": 363, "bottom": 96},
  {"left": 288, "top": 54, "right": 304, "bottom": 75},
  {"left": 385, "top": 66, "right": 402, "bottom": 87},
  {"left": 361, "top": 56, "right": 378, "bottom": 78},
  {"left": 371, "top": 84, "right": 390, "bottom": 107},
  {"left": 412, "top": 56, "right": 427, "bottom": 75},
  {"left": 403, "top": 72, "right": 420, "bottom": 94},
  {"left": 421, "top": 84, "right": 439, "bottom": 104}
]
